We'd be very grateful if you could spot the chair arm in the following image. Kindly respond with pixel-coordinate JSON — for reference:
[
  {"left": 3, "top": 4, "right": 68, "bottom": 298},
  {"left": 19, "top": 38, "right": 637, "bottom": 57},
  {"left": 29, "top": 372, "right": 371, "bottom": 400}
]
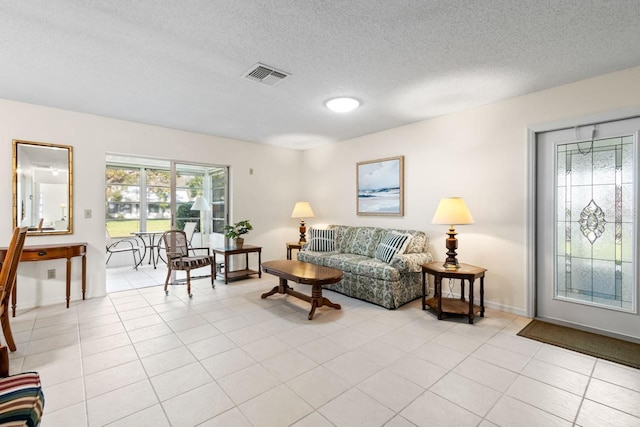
[
  {"left": 165, "top": 251, "right": 185, "bottom": 261},
  {"left": 108, "top": 238, "right": 139, "bottom": 251},
  {"left": 189, "top": 247, "right": 211, "bottom": 256},
  {"left": 389, "top": 252, "right": 433, "bottom": 272}
]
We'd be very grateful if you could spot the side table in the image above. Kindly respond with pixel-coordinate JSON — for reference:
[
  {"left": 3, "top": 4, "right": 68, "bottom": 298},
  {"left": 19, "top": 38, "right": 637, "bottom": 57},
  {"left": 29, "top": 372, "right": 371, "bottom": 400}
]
[
  {"left": 212, "top": 245, "right": 262, "bottom": 284},
  {"left": 286, "top": 242, "right": 303, "bottom": 260},
  {"left": 422, "top": 262, "right": 487, "bottom": 324}
]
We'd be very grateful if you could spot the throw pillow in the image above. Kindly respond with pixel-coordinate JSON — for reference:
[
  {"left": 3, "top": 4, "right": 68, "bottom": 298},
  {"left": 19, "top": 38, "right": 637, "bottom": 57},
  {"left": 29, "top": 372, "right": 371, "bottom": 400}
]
[
  {"left": 375, "top": 231, "right": 411, "bottom": 263},
  {"left": 307, "top": 228, "right": 336, "bottom": 252}
]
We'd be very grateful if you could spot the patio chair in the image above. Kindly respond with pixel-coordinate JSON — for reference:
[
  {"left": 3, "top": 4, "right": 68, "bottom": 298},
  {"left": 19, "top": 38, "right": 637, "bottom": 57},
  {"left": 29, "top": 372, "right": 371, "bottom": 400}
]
[
  {"left": 162, "top": 230, "right": 215, "bottom": 298},
  {"left": 106, "top": 227, "right": 141, "bottom": 270},
  {"left": 0, "top": 227, "right": 28, "bottom": 352}
]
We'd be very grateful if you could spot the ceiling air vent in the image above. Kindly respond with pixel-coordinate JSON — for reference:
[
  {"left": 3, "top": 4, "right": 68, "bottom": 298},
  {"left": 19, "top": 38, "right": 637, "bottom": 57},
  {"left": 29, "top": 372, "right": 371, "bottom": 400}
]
[{"left": 243, "top": 63, "right": 290, "bottom": 86}]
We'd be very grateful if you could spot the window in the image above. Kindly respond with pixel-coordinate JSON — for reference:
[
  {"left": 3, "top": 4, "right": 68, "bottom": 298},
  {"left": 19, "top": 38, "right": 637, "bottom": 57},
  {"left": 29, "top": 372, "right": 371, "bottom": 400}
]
[
  {"left": 106, "top": 155, "right": 228, "bottom": 241},
  {"left": 105, "top": 166, "right": 142, "bottom": 236}
]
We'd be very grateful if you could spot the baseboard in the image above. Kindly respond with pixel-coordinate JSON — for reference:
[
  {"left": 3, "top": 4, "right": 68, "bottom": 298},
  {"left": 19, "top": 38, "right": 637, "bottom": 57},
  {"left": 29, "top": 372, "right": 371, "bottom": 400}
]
[{"left": 14, "top": 295, "right": 84, "bottom": 312}]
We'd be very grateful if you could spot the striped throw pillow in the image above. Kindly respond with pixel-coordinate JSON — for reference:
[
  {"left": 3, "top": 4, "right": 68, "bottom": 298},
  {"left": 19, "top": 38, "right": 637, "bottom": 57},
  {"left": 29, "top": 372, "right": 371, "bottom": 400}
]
[
  {"left": 307, "top": 228, "right": 336, "bottom": 252},
  {"left": 375, "top": 232, "right": 411, "bottom": 263}
]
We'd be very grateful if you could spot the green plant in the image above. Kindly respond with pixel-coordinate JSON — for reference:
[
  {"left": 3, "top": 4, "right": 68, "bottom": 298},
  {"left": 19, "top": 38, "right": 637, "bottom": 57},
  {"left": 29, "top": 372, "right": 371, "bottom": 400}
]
[{"left": 224, "top": 220, "right": 253, "bottom": 239}]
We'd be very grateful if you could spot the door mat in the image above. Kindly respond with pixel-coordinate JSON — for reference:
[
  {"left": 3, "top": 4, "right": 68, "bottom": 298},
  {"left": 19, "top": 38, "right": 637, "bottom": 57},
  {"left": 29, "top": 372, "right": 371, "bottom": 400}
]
[{"left": 517, "top": 320, "right": 640, "bottom": 370}]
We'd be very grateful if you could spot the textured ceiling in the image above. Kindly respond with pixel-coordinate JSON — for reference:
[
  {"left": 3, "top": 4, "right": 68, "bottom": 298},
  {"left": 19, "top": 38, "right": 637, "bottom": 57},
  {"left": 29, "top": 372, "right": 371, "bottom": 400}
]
[{"left": 1, "top": 1, "right": 640, "bottom": 150}]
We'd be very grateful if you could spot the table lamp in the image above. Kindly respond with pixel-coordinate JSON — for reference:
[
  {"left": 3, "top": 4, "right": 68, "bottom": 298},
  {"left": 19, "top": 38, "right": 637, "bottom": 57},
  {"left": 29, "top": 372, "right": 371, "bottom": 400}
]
[
  {"left": 291, "top": 201, "right": 315, "bottom": 243},
  {"left": 431, "top": 197, "right": 474, "bottom": 270},
  {"left": 191, "top": 195, "right": 210, "bottom": 246}
]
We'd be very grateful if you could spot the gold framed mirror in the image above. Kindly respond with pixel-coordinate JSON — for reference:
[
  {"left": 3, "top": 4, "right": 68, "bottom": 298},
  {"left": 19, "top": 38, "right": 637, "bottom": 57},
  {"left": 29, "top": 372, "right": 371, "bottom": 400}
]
[{"left": 12, "top": 139, "right": 73, "bottom": 235}]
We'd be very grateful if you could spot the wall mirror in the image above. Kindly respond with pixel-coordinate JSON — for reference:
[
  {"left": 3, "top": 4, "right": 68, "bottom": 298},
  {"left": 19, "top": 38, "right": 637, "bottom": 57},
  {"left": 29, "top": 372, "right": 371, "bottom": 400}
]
[{"left": 12, "top": 139, "right": 73, "bottom": 235}]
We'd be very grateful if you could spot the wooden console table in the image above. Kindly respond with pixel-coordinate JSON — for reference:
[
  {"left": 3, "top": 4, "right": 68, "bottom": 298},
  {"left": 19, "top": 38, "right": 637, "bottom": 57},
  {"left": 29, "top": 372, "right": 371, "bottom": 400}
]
[
  {"left": 212, "top": 245, "right": 262, "bottom": 284},
  {"left": 422, "top": 262, "right": 486, "bottom": 324},
  {"left": 0, "top": 242, "right": 87, "bottom": 317}
]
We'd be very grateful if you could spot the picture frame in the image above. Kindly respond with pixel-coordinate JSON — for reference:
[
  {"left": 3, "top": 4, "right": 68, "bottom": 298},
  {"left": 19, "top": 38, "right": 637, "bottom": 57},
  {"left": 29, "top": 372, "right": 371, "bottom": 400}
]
[{"left": 356, "top": 155, "right": 404, "bottom": 216}]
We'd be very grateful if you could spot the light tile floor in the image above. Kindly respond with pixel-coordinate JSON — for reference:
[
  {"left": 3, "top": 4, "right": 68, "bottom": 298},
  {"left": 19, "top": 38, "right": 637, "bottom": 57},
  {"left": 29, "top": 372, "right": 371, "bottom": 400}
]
[{"left": 9, "top": 271, "right": 640, "bottom": 427}]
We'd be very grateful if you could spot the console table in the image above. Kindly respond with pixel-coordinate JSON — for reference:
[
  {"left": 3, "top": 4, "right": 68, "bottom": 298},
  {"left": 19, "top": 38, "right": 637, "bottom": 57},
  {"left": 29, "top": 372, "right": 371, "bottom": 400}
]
[
  {"left": 421, "top": 262, "right": 486, "bottom": 324},
  {"left": 0, "top": 242, "right": 87, "bottom": 317},
  {"left": 212, "top": 245, "right": 262, "bottom": 284}
]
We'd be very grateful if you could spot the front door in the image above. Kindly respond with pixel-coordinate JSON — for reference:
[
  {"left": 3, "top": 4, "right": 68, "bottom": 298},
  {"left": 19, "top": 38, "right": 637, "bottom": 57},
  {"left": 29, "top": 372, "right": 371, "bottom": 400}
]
[{"left": 536, "top": 117, "right": 640, "bottom": 340}]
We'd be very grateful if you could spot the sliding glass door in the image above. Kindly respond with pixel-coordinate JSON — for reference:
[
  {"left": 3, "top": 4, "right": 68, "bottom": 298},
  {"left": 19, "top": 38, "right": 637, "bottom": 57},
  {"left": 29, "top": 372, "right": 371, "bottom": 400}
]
[{"left": 106, "top": 155, "right": 228, "bottom": 245}]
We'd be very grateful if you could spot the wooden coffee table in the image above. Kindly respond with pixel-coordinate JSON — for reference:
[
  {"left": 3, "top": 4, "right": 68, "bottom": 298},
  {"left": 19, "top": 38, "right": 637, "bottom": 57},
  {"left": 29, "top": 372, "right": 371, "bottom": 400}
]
[{"left": 261, "top": 260, "right": 342, "bottom": 320}]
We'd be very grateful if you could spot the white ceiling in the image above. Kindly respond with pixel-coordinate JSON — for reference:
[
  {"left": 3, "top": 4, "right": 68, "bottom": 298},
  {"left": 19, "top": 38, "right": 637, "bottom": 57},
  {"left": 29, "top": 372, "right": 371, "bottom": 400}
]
[{"left": 1, "top": 1, "right": 640, "bottom": 150}]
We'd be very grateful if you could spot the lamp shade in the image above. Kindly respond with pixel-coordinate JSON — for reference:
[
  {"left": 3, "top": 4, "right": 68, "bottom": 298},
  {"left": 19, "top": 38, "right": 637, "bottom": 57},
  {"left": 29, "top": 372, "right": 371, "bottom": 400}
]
[
  {"left": 431, "top": 197, "right": 474, "bottom": 225},
  {"left": 291, "top": 201, "right": 315, "bottom": 218},
  {"left": 191, "top": 195, "right": 210, "bottom": 211}
]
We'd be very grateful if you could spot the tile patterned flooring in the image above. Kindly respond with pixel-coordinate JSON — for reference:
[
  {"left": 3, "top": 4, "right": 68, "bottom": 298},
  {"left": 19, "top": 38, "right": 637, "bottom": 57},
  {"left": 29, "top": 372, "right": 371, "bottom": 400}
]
[{"left": 8, "top": 266, "right": 640, "bottom": 426}]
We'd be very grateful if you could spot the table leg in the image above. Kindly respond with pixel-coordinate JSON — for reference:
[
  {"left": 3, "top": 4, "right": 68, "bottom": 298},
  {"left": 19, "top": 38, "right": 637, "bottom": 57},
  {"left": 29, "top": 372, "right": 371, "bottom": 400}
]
[
  {"left": 480, "top": 275, "right": 485, "bottom": 317},
  {"left": 151, "top": 235, "right": 157, "bottom": 269},
  {"left": 224, "top": 254, "right": 229, "bottom": 284},
  {"left": 468, "top": 279, "right": 475, "bottom": 324},
  {"left": 261, "top": 278, "right": 289, "bottom": 298},
  {"left": 421, "top": 270, "right": 427, "bottom": 310},
  {"left": 258, "top": 250, "right": 262, "bottom": 278},
  {"left": 436, "top": 275, "right": 443, "bottom": 320},
  {"left": 66, "top": 257, "right": 72, "bottom": 308},
  {"left": 82, "top": 253, "right": 86, "bottom": 300},
  {"left": 460, "top": 279, "right": 466, "bottom": 301},
  {"left": 309, "top": 284, "right": 340, "bottom": 320},
  {"left": 287, "top": 246, "right": 292, "bottom": 260}
]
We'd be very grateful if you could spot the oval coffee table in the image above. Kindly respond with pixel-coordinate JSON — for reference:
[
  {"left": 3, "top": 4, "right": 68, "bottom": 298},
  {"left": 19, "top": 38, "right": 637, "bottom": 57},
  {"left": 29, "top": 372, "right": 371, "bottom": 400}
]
[{"left": 261, "top": 260, "right": 342, "bottom": 320}]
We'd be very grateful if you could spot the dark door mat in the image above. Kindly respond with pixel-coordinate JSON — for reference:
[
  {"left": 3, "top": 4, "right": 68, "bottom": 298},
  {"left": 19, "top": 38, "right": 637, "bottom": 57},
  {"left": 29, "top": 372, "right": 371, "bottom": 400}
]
[{"left": 518, "top": 319, "right": 640, "bottom": 370}]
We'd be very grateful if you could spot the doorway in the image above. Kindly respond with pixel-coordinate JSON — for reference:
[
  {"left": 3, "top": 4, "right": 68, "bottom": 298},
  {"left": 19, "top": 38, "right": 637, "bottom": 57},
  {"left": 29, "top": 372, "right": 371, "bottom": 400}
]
[
  {"left": 105, "top": 154, "right": 229, "bottom": 293},
  {"left": 534, "top": 117, "right": 640, "bottom": 341}
]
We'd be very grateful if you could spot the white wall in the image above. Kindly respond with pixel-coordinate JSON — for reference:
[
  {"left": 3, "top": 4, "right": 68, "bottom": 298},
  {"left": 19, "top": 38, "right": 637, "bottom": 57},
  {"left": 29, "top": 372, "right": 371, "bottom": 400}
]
[
  {"left": 0, "top": 100, "right": 302, "bottom": 309},
  {"left": 302, "top": 66, "right": 640, "bottom": 315},
  {"left": 3, "top": 66, "right": 640, "bottom": 313}
]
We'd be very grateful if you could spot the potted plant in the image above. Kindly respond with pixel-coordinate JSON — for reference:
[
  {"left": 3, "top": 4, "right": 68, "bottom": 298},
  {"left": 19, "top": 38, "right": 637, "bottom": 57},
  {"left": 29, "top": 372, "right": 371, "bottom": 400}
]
[{"left": 223, "top": 220, "right": 253, "bottom": 248}]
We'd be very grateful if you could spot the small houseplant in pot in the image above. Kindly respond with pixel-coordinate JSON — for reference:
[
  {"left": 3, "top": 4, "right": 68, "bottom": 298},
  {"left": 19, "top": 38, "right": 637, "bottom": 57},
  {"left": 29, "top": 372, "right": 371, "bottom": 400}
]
[{"left": 224, "top": 220, "right": 253, "bottom": 248}]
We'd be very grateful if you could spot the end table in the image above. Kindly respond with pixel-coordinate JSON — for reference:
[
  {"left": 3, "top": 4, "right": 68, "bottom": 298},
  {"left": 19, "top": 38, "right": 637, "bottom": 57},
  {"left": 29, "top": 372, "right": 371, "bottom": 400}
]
[
  {"left": 286, "top": 242, "right": 303, "bottom": 260},
  {"left": 421, "top": 262, "right": 487, "bottom": 324}
]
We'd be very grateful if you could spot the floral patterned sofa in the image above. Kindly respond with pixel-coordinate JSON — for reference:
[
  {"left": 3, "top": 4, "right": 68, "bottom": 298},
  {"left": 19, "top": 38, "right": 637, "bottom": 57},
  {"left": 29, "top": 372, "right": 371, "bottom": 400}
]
[{"left": 297, "top": 225, "right": 432, "bottom": 309}]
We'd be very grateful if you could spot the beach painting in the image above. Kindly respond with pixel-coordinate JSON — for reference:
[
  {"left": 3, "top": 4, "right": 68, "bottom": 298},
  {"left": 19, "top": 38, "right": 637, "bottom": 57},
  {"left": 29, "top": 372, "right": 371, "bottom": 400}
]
[{"left": 357, "top": 156, "right": 404, "bottom": 216}]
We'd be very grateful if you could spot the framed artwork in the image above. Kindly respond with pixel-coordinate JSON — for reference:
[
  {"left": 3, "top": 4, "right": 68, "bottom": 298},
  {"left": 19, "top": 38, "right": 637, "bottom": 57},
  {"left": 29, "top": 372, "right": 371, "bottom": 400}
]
[{"left": 356, "top": 155, "right": 404, "bottom": 216}]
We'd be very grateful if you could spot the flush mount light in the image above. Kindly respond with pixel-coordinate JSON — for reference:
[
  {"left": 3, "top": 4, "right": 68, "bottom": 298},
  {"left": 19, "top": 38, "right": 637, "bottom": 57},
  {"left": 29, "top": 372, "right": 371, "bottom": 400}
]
[{"left": 325, "top": 97, "right": 360, "bottom": 113}]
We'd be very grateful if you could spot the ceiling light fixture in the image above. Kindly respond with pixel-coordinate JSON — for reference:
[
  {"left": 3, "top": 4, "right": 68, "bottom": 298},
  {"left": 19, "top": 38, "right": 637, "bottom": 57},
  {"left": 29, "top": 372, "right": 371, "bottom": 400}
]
[{"left": 326, "top": 97, "right": 360, "bottom": 113}]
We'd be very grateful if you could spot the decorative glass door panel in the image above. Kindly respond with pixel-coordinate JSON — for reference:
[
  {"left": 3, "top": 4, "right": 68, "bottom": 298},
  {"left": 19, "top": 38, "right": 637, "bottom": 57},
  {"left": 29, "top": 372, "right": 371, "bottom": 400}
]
[
  {"left": 536, "top": 117, "right": 639, "bottom": 341},
  {"left": 555, "top": 136, "right": 635, "bottom": 311}
]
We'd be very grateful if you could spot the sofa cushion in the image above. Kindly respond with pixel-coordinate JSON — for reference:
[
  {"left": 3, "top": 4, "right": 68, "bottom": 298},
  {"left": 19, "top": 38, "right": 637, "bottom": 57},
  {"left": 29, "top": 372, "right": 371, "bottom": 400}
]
[
  {"left": 375, "top": 231, "right": 411, "bottom": 263},
  {"left": 346, "top": 227, "right": 381, "bottom": 257},
  {"left": 297, "top": 250, "right": 337, "bottom": 266},
  {"left": 306, "top": 228, "right": 336, "bottom": 252}
]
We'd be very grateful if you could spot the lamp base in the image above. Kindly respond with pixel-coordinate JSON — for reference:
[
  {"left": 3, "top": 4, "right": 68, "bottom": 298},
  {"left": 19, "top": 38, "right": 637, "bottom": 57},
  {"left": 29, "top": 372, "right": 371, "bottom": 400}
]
[
  {"left": 298, "top": 220, "right": 307, "bottom": 244},
  {"left": 443, "top": 226, "right": 461, "bottom": 270},
  {"left": 442, "top": 260, "right": 461, "bottom": 270}
]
